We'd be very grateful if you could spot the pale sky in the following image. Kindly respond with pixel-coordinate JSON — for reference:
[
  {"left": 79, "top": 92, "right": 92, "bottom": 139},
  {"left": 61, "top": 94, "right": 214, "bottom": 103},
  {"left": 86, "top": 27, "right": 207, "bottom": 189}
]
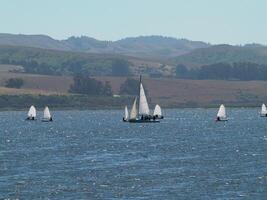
[{"left": 0, "top": 0, "right": 267, "bottom": 44}]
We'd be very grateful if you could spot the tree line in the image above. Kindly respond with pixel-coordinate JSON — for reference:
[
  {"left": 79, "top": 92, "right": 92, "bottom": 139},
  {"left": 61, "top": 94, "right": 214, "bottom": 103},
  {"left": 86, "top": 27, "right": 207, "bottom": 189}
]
[
  {"left": 69, "top": 75, "right": 140, "bottom": 96},
  {"left": 176, "top": 62, "right": 267, "bottom": 80}
]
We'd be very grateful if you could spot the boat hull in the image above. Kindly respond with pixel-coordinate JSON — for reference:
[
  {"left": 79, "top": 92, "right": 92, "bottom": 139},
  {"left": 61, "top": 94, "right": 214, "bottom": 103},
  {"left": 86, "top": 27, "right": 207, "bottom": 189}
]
[
  {"left": 25, "top": 118, "right": 37, "bottom": 121},
  {"left": 216, "top": 119, "right": 228, "bottom": 122},
  {"left": 42, "top": 118, "right": 53, "bottom": 122},
  {"left": 128, "top": 119, "right": 160, "bottom": 123}
]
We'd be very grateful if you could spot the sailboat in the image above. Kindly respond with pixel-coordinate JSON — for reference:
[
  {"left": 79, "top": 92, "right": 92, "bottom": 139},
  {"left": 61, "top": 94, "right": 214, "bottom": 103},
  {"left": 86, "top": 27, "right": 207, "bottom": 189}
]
[
  {"left": 260, "top": 103, "right": 267, "bottom": 117},
  {"left": 42, "top": 106, "right": 53, "bottom": 122},
  {"left": 153, "top": 104, "right": 164, "bottom": 119},
  {"left": 123, "top": 106, "right": 129, "bottom": 122},
  {"left": 128, "top": 76, "right": 160, "bottom": 123},
  {"left": 26, "top": 105, "right": 37, "bottom": 120},
  {"left": 216, "top": 104, "right": 228, "bottom": 121}
]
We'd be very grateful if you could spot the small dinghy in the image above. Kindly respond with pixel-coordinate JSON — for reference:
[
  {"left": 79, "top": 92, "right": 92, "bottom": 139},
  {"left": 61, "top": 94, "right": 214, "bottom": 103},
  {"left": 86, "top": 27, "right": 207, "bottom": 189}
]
[
  {"left": 153, "top": 104, "right": 164, "bottom": 119},
  {"left": 42, "top": 106, "right": 53, "bottom": 122},
  {"left": 216, "top": 104, "right": 228, "bottom": 121},
  {"left": 123, "top": 106, "right": 129, "bottom": 122},
  {"left": 26, "top": 105, "right": 37, "bottom": 120},
  {"left": 260, "top": 103, "right": 267, "bottom": 117}
]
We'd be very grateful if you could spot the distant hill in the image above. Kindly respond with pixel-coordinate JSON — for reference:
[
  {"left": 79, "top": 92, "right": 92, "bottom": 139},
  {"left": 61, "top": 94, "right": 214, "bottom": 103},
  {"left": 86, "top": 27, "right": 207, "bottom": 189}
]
[
  {"left": 173, "top": 44, "right": 267, "bottom": 68},
  {"left": 0, "top": 33, "right": 69, "bottom": 51},
  {"left": 0, "top": 33, "right": 210, "bottom": 59}
]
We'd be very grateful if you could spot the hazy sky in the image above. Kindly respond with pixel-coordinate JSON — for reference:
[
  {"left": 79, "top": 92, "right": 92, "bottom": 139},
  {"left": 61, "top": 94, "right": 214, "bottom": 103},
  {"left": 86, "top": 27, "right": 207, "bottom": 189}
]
[{"left": 1, "top": 0, "right": 267, "bottom": 44}]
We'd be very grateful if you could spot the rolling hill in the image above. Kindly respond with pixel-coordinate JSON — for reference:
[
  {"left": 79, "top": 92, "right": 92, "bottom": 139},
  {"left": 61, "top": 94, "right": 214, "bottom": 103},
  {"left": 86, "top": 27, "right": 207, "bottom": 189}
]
[
  {"left": 0, "top": 33, "right": 210, "bottom": 59},
  {"left": 173, "top": 44, "right": 267, "bottom": 68}
]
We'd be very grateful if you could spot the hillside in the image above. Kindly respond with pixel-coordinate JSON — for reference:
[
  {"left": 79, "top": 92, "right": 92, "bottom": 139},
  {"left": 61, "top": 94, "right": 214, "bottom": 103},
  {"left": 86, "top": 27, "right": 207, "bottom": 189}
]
[
  {"left": 0, "top": 33, "right": 210, "bottom": 59},
  {"left": 0, "top": 45, "right": 166, "bottom": 76},
  {"left": 0, "top": 33, "right": 69, "bottom": 51},
  {"left": 174, "top": 44, "right": 267, "bottom": 68}
]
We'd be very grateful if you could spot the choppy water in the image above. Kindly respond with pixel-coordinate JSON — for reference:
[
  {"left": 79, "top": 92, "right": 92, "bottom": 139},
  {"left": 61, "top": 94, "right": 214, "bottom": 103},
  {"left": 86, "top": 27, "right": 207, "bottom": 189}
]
[{"left": 0, "top": 108, "right": 266, "bottom": 199}]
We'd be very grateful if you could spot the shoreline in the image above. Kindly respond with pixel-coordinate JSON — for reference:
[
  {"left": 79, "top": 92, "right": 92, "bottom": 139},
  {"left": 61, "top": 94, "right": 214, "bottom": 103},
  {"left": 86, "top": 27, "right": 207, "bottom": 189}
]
[{"left": 0, "top": 105, "right": 262, "bottom": 112}]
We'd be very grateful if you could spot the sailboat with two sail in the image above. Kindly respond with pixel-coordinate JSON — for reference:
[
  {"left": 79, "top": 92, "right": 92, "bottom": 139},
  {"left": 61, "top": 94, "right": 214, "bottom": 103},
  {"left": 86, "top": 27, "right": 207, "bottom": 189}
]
[{"left": 124, "top": 76, "right": 162, "bottom": 123}]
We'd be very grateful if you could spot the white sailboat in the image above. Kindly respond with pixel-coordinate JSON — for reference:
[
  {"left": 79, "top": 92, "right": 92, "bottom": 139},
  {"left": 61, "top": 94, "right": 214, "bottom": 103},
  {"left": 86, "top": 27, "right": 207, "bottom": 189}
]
[
  {"left": 26, "top": 105, "right": 37, "bottom": 120},
  {"left": 216, "top": 104, "right": 228, "bottom": 121},
  {"left": 260, "top": 103, "right": 267, "bottom": 117},
  {"left": 123, "top": 106, "right": 129, "bottom": 121},
  {"left": 153, "top": 104, "right": 164, "bottom": 119},
  {"left": 42, "top": 106, "right": 53, "bottom": 122},
  {"left": 128, "top": 76, "right": 160, "bottom": 123}
]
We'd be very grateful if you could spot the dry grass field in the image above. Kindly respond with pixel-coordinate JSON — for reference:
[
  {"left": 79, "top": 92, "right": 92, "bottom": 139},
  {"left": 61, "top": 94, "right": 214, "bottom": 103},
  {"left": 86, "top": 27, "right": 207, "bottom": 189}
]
[
  {"left": 1, "top": 64, "right": 267, "bottom": 107},
  {"left": 95, "top": 76, "right": 267, "bottom": 107}
]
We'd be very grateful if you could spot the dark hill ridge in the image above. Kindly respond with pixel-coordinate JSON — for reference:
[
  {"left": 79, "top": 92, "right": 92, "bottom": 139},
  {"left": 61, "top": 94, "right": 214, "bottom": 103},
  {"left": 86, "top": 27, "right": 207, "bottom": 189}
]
[
  {"left": 174, "top": 44, "right": 267, "bottom": 68},
  {"left": 0, "top": 33, "right": 210, "bottom": 59}
]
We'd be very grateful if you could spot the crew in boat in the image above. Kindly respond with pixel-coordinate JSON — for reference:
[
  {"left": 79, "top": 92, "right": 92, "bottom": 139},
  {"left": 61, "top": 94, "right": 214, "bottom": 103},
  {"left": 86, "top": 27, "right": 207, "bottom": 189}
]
[
  {"left": 27, "top": 116, "right": 34, "bottom": 120},
  {"left": 216, "top": 116, "right": 221, "bottom": 121},
  {"left": 50, "top": 117, "right": 53, "bottom": 121}
]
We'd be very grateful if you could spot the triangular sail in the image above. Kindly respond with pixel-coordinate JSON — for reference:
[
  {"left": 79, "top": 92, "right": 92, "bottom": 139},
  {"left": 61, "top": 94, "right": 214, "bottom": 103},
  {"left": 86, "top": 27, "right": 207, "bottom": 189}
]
[
  {"left": 261, "top": 103, "right": 267, "bottom": 115},
  {"left": 43, "top": 106, "right": 51, "bottom": 119},
  {"left": 138, "top": 83, "right": 150, "bottom": 116},
  {"left": 153, "top": 104, "right": 162, "bottom": 116},
  {"left": 217, "top": 104, "right": 226, "bottom": 118},
  {"left": 124, "top": 106, "right": 129, "bottom": 120},
  {"left": 28, "top": 105, "right": 36, "bottom": 118},
  {"left": 130, "top": 98, "right": 137, "bottom": 119}
]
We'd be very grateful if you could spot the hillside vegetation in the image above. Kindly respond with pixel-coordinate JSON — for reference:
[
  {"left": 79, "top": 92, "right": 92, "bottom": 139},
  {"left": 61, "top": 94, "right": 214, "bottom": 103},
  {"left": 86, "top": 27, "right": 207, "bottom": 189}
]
[
  {"left": 174, "top": 45, "right": 267, "bottom": 68},
  {"left": 0, "top": 45, "right": 146, "bottom": 76}
]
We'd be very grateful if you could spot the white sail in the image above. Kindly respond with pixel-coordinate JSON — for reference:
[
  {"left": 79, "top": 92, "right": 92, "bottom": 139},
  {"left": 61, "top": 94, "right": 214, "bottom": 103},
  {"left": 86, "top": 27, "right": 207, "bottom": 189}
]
[
  {"left": 43, "top": 106, "right": 51, "bottom": 119},
  {"left": 124, "top": 106, "right": 129, "bottom": 120},
  {"left": 28, "top": 105, "right": 36, "bottom": 118},
  {"left": 153, "top": 104, "right": 162, "bottom": 116},
  {"left": 138, "top": 83, "right": 150, "bottom": 116},
  {"left": 130, "top": 98, "right": 137, "bottom": 119},
  {"left": 261, "top": 103, "right": 267, "bottom": 115},
  {"left": 217, "top": 104, "right": 226, "bottom": 118}
]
